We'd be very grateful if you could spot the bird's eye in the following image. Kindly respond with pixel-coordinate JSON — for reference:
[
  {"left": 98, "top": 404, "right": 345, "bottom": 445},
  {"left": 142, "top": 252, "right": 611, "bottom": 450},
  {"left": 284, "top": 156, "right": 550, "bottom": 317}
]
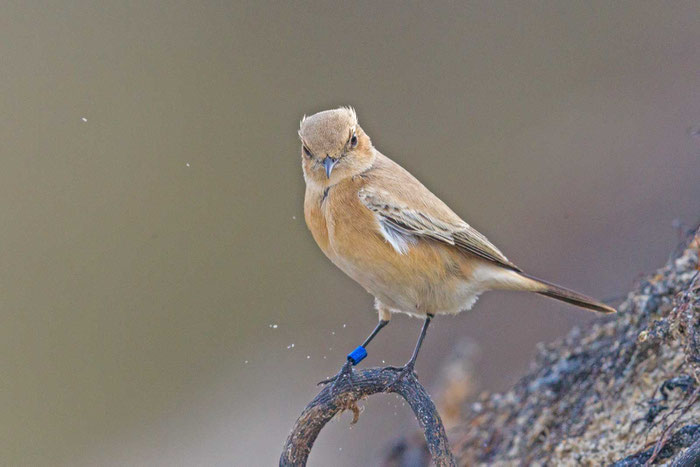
[
  {"left": 303, "top": 146, "right": 313, "bottom": 158},
  {"left": 350, "top": 133, "right": 358, "bottom": 148}
]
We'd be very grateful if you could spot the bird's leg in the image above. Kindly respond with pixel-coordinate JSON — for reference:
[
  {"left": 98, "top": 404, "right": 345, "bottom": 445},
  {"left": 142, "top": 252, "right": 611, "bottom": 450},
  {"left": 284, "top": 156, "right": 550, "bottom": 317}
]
[
  {"left": 318, "top": 319, "right": 390, "bottom": 387},
  {"left": 362, "top": 319, "right": 390, "bottom": 347},
  {"left": 358, "top": 319, "right": 389, "bottom": 355},
  {"left": 388, "top": 313, "right": 433, "bottom": 383},
  {"left": 406, "top": 314, "right": 433, "bottom": 370},
  {"left": 343, "top": 318, "right": 391, "bottom": 366}
]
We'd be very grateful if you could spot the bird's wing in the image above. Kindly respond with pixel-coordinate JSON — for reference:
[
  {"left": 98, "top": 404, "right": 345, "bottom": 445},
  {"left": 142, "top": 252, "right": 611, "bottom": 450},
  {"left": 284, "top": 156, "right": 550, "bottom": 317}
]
[{"left": 359, "top": 187, "right": 521, "bottom": 272}]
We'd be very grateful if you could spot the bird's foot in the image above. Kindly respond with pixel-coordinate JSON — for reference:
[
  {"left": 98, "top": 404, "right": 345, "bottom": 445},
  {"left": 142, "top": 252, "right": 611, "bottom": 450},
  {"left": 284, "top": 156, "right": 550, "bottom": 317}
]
[
  {"left": 318, "top": 360, "right": 355, "bottom": 393},
  {"left": 318, "top": 345, "right": 368, "bottom": 391},
  {"left": 386, "top": 362, "right": 417, "bottom": 389}
]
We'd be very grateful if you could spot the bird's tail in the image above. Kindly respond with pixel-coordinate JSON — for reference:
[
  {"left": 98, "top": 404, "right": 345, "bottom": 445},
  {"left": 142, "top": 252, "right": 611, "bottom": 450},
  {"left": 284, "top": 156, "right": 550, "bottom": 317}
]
[{"left": 519, "top": 272, "right": 616, "bottom": 313}]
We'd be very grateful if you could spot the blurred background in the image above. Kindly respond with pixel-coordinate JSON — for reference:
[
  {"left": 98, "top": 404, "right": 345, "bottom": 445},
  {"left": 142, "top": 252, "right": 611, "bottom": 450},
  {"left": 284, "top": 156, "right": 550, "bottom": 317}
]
[{"left": 1, "top": 1, "right": 699, "bottom": 466}]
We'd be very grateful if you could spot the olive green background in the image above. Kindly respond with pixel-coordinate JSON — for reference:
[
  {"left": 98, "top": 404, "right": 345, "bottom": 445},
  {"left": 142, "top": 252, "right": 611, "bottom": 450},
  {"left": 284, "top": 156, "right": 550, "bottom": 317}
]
[{"left": 1, "top": 1, "right": 699, "bottom": 466}]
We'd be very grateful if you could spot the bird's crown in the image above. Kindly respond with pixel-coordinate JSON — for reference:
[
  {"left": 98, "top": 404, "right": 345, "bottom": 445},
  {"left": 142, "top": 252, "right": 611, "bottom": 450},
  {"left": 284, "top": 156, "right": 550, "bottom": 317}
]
[{"left": 298, "top": 107, "right": 358, "bottom": 156}]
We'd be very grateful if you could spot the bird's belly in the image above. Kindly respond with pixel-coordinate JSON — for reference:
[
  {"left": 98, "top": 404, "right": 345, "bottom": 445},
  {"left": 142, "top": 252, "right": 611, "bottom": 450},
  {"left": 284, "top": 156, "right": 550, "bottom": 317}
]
[
  {"left": 370, "top": 278, "right": 483, "bottom": 318},
  {"left": 329, "top": 239, "right": 483, "bottom": 317}
]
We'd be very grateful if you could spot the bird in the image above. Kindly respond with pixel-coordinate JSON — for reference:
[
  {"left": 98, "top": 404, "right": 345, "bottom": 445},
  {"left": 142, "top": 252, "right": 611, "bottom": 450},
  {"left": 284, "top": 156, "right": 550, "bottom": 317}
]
[{"left": 298, "top": 107, "right": 615, "bottom": 378}]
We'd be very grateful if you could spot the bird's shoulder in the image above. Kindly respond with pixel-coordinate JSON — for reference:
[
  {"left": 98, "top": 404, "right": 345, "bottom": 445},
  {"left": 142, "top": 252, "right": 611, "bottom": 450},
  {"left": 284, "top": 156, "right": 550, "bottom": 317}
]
[
  {"left": 359, "top": 152, "right": 468, "bottom": 228},
  {"left": 358, "top": 152, "right": 518, "bottom": 271}
]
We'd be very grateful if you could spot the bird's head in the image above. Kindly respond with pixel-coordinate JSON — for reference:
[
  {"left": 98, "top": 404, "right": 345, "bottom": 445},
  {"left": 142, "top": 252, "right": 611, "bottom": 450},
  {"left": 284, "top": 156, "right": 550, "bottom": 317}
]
[{"left": 298, "top": 107, "right": 375, "bottom": 187}]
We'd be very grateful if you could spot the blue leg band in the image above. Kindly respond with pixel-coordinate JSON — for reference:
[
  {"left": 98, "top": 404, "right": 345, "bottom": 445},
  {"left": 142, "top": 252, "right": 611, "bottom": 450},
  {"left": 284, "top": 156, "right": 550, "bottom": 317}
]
[{"left": 347, "top": 346, "right": 367, "bottom": 365}]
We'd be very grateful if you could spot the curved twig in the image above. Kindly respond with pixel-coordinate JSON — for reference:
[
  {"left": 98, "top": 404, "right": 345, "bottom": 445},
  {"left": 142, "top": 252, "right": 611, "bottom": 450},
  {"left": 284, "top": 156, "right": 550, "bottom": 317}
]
[{"left": 280, "top": 364, "right": 455, "bottom": 466}]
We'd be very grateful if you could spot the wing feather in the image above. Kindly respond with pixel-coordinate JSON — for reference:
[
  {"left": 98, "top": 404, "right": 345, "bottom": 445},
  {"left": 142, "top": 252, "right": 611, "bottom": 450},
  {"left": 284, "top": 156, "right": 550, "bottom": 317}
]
[{"left": 359, "top": 187, "right": 520, "bottom": 272}]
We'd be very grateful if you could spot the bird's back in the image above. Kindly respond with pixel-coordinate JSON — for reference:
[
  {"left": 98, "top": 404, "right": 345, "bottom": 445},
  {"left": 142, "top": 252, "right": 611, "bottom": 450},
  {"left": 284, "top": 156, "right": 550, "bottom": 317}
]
[{"left": 361, "top": 153, "right": 465, "bottom": 225}]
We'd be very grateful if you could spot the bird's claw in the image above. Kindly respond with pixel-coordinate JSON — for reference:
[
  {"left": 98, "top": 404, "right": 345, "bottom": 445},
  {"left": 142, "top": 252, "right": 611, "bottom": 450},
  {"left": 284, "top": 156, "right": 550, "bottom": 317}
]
[
  {"left": 318, "top": 360, "right": 355, "bottom": 392},
  {"left": 386, "top": 362, "right": 416, "bottom": 389}
]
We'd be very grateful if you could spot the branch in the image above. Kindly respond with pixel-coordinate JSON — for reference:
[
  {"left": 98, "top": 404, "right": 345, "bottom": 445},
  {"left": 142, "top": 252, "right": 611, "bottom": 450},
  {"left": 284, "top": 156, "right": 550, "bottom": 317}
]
[
  {"left": 671, "top": 435, "right": 700, "bottom": 467},
  {"left": 280, "top": 364, "right": 455, "bottom": 466}
]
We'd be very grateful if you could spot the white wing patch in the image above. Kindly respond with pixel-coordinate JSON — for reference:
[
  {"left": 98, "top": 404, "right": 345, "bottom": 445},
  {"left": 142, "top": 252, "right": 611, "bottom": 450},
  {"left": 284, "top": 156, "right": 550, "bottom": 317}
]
[{"left": 378, "top": 218, "right": 417, "bottom": 254}]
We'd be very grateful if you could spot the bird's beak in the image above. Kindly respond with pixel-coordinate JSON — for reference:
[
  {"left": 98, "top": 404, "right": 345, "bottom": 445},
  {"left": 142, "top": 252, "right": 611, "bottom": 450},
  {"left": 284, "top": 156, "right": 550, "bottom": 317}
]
[{"left": 323, "top": 157, "right": 338, "bottom": 178}]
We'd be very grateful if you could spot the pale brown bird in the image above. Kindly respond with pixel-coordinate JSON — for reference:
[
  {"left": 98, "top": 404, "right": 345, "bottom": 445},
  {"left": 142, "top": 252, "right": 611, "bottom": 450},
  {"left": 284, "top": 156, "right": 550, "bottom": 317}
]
[{"left": 299, "top": 107, "right": 615, "bottom": 375}]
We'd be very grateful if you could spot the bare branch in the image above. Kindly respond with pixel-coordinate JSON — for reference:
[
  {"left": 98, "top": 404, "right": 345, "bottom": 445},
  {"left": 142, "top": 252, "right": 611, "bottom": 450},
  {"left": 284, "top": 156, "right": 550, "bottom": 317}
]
[{"left": 280, "top": 364, "right": 455, "bottom": 466}]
